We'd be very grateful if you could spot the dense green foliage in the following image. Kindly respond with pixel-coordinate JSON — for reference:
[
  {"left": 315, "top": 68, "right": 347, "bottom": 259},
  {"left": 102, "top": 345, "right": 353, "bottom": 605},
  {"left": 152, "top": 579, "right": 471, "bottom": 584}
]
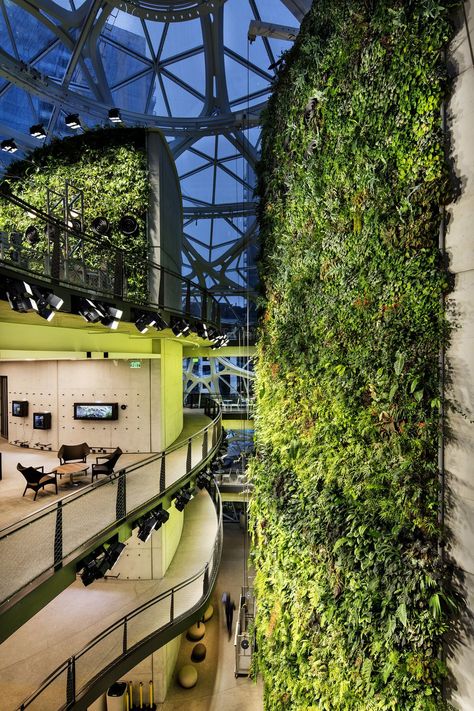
[
  {"left": 0, "top": 128, "right": 149, "bottom": 297},
  {"left": 1, "top": 127, "right": 148, "bottom": 249},
  {"left": 250, "top": 1, "right": 456, "bottom": 708}
]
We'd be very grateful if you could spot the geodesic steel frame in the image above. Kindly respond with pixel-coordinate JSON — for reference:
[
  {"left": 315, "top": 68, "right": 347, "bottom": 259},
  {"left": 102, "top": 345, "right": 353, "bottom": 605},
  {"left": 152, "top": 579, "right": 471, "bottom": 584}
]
[{"left": 0, "top": 0, "right": 309, "bottom": 321}]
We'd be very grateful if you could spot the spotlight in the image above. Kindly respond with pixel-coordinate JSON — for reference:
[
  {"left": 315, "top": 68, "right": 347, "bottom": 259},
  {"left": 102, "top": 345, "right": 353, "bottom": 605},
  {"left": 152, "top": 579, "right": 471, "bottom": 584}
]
[
  {"left": 77, "top": 298, "right": 102, "bottom": 323},
  {"left": 108, "top": 108, "right": 122, "bottom": 123},
  {"left": 65, "top": 113, "right": 81, "bottom": 130},
  {"left": 80, "top": 560, "right": 101, "bottom": 586},
  {"left": 173, "top": 487, "right": 194, "bottom": 512},
  {"left": 154, "top": 508, "right": 170, "bottom": 528},
  {"left": 100, "top": 306, "right": 122, "bottom": 330},
  {"left": 118, "top": 215, "right": 139, "bottom": 236},
  {"left": 134, "top": 311, "right": 157, "bottom": 334},
  {"left": 91, "top": 216, "right": 110, "bottom": 235},
  {"left": 67, "top": 218, "right": 82, "bottom": 232},
  {"left": 197, "top": 472, "right": 213, "bottom": 490},
  {"left": 137, "top": 507, "right": 169, "bottom": 543},
  {"left": 29, "top": 124, "right": 46, "bottom": 140},
  {"left": 25, "top": 225, "right": 40, "bottom": 245},
  {"left": 171, "top": 318, "right": 190, "bottom": 338},
  {"left": 105, "top": 541, "right": 126, "bottom": 569},
  {"left": 195, "top": 322, "right": 209, "bottom": 339},
  {"left": 1, "top": 139, "right": 18, "bottom": 153},
  {"left": 6, "top": 280, "right": 37, "bottom": 313}
]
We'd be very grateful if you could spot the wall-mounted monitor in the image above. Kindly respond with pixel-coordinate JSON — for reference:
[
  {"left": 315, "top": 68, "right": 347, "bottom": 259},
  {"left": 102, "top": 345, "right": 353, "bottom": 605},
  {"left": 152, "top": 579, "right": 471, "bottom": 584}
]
[
  {"left": 12, "top": 401, "right": 28, "bottom": 417},
  {"left": 33, "top": 412, "right": 52, "bottom": 430},
  {"left": 74, "top": 403, "right": 119, "bottom": 421}
]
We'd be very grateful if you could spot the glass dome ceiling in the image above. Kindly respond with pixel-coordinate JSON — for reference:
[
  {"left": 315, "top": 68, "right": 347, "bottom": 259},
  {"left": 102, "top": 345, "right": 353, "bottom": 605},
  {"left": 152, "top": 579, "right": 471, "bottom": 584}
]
[{"left": 0, "top": 0, "right": 309, "bottom": 324}]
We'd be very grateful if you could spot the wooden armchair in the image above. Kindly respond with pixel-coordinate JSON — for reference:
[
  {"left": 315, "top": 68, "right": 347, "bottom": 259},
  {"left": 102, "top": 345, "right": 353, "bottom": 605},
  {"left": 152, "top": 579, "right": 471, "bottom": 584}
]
[
  {"left": 17, "top": 463, "right": 58, "bottom": 500},
  {"left": 58, "top": 442, "right": 90, "bottom": 465},
  {"left": 91, "top": 447, "right": 123, "bottom": 482}
]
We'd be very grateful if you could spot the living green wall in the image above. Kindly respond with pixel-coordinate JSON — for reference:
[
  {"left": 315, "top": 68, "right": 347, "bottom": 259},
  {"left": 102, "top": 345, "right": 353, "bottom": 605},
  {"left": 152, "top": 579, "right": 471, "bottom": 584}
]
[
  {"left": 250, "top": 1, "right": 456, "bottom": 709},
  {"left": 0, "top": 127, "right": 149, "bottom": 299}
]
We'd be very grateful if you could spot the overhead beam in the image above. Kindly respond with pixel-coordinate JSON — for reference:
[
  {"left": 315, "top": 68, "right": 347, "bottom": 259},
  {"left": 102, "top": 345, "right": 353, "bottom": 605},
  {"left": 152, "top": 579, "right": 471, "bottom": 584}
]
[
  {"left": 248, "top": 20, "right": 299, "bottom": 43},
  {"left": 280, "top": 0, "right": 312, "bottom": 23}
]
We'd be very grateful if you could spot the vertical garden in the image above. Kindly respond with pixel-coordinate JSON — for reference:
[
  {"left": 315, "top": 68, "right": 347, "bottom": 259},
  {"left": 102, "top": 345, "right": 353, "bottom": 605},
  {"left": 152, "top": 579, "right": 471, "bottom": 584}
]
[{"left": 250, "top": 1, "right": 456, "bottom": 709}]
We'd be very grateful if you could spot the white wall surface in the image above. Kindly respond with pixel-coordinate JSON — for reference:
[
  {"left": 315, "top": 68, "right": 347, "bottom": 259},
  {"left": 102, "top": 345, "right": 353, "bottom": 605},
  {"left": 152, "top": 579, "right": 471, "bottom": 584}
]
[
  {"left": 446, "top": 2, "right": 474, "bottom": 707},
  {"left": 1, "top": 358, "right": 162, "bottom": 453}
]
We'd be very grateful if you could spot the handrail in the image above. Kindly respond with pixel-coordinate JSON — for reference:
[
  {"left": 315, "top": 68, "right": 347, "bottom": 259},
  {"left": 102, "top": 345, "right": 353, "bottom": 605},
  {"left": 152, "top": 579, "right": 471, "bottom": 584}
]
[
  {"left": 0, "top": 191, "right": 221, "bottom": 326},
  {"left": 17, "top": 484, "right": 223, "bottom": 710},
  {"left": 0, "top": 406, "right": 222, "bottom": 610}
]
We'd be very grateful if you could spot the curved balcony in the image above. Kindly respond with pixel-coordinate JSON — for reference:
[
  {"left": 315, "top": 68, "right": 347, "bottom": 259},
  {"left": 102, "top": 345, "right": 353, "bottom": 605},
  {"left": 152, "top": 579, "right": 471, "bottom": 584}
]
[
  {"left": 0, "top": 403, "right": 222, "bottom": 624},
  {"left": 0, "top": 192, "right": 220, "bottom": 327},
  {"left": 15, "top": 485, "right": 222, "bottom": 711}
]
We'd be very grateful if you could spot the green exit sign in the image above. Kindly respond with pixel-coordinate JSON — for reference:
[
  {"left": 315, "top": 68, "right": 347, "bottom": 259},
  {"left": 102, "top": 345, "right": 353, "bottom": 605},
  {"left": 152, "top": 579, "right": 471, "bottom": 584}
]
[{"left": 129, "top": 360, "right": 142, "bottom": 369}]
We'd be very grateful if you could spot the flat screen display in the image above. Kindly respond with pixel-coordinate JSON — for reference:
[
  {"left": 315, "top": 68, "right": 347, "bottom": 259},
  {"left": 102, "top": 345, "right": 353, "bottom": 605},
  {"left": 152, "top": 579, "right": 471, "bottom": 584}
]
[
  {"left": 33, "top": 412, "right": 51, "bottom": 430},
  {"left": 74, "top": 403, "right": 118, "bottom": 421},
  {"left": 12, "top": 401, "right": 28, "bottom": 417}
]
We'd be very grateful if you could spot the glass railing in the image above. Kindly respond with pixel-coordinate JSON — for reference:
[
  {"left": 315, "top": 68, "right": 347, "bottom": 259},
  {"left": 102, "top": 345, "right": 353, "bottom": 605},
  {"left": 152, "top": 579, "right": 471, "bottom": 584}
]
[
  {"left": 0, "top": 192, "right": 220, "bottom": 326},
  {"left": 17, "top": 484, "right": 223, "bottom": 711},
  {"left": 0, "top": 406, "right": 222, "bottom": 609}
]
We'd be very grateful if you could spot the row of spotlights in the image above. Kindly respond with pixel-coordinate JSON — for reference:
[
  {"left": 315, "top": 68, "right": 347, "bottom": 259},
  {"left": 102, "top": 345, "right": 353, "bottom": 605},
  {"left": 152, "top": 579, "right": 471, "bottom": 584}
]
[
  {"left": 78, "top": 541, "right": 126, "bottom": 586},
  {"left": 77, "top": 298, "right": 123, "bottom": 330},
  {"left": 23, "top": 214, "right": 139, "bottom": 243},
  {"left": 5, "top": 279, "right": 63, "bottom": 321}
]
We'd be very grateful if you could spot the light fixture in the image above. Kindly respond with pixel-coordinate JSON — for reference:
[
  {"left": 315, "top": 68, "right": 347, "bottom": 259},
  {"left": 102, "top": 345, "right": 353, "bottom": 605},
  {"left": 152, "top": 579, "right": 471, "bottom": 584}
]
[
  {"left": 195, "top": 322, "right": 209, "bottom": 339},
  {"left": 197, "top": 472, "right": 213, "bottom": 490},
  {"left": 108, "top": 108, "right": 122, "bottom": 123},
  {"left": 80, "top": 560, "right": 101, "bottom": 586},
  {"left": 24, "top": 225, "right": 40, "bottom": 245},
  {"left": 118, "top": 215, "right": 139, "bottom": 236},
  {"left": 171, "top": 318, "right": 191, "bottom": 338},
  {"left": 6, "top": 280, "right": 37, "bottom": 313},
  {"left": 91, "top": 216, "right": 110, "bottom": 235},
  {"left": 65, "top": 113, "right": 81, "bottom": 130},
  {"left": 29, "top": 124, "right": 46, "bottom": 140},
  {"left": 137, "top": 507, "right": 169, "bottom": 542},
  {"left": 173, "top": 487, "right": 194, "bottom": 512},
  {"left": 104, "top": 541, "right": 126, "bottom": 569},
  {"left": 134, "top": 311, "right": 168, "bottom": 334},
  {"left": 1, "top": 138, "right": 18, "bottom": 153},
  {"left": 100, "top": 306, "right": 123, "bottom": 330},
  {"left": 77, "top": 298, "right": 102, "bottom": 323}
]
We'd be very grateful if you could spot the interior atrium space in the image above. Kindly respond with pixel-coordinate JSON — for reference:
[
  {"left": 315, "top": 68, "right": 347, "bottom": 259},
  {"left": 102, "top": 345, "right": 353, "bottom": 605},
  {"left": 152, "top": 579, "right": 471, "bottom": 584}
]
[{"left": 0, "top": 1, "right": 474, "bottom": 709}]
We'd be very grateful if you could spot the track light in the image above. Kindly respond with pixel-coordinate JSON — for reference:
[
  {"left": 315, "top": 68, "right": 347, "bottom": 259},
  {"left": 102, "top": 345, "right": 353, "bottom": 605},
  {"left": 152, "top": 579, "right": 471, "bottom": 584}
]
[
  {"left": 65, "top": 113, "right": 81, "bottom": 130},
  {"left": 6, "top": 280, "right": 37, "bottom": 313},
  {"left": 29, "top": 124, "right": 46, "bottom": 140},
  {"left": 77, "top": 298, "right": 102, "bottom": 323},
  {"left": 137, "top": 507, "right": 169, "bottom": 542},
  {"left": 100, "top": 306, "right": 123, "bottom": 330},
  {"left": 108, "top": 108, "right": 122, "bottom": 123},
  {"left": 105, "top": 541, "right": 126, "bottom": 569},
  {"left": 173, "top": 487, "right": 194, "bottom": 512},
  {"left": 195, "top": 322, "right": 209, "bottom": 339},
  {"left": 25, "top": 225, "right": 40, "bottom": 245},
  {"left": 91, "top": 216, "right": 110, "bottom": 235},
  {"left": 118, "top": 215, "right": 139, "bottom": 236},
  {"left": 80, "top": 560, "right": 101, "bottom": 586},
  {"left": 197, "top": 472, "right": 213, "bottom": 490},
  {"left": 134, "top": 311, "right": 168, "bottom": 334},
  {"left": 1, "top": 139, "right": 18, "bottom": 153},
  {"left": 171, "top": 318, "right": 191, "bottom": 338}
]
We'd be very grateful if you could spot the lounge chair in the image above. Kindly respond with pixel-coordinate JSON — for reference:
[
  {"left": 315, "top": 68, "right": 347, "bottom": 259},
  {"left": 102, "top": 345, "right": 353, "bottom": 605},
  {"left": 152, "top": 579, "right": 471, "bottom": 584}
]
[{"left": 17, "top": 463, "right": 58, "bottom": 500}]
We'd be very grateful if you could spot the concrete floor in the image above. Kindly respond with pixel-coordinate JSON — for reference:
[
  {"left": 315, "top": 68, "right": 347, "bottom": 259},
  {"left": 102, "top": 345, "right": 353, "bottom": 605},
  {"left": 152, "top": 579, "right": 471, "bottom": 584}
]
[{"left": 161, "top": 525, "right": 263, "bottom": 711}]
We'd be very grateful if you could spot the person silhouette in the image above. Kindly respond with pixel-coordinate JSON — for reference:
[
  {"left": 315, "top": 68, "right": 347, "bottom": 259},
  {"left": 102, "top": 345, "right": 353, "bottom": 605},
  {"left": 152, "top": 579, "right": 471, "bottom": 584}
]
[{"left": 222, "top": 592, "right": 236, "bottom": 639}]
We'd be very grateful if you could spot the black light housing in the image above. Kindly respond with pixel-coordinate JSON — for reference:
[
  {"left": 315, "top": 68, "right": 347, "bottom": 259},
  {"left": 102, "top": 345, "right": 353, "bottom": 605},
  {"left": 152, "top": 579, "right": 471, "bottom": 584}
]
[
  {"left": 77, "top": 298, "right": 102, "bottom": 324},
  {"left": 195, "top": 322, "right": 209, "bottom": 339},
  {"left": 91, "top": 216, "right": 110, "bottom": 235},
  {"left": 77, "top": 298, "right": 122, "bottom": 329},
  {"left": 108, "top": 108, "right": 122, "bottom": 123},
  {"left": 171, "top": 317, "right": 191, "bottom": 338},
  {"left": 6, "top": 280, "right": 37, "bottom": 313},
  {"left": 119, "top": 215, "right": 139, "bottom": 236},
  {"left": 197, "top": 472, "right": 214, "bottom": 490},
  {"left": 1, "top": 139, "right": 18, "bottom": 153},
  {"left": 25, "top": 225, "right": 40, "bottom": 245},
  {"left": 29, "top": 124, "right": 46, "bottom": 140},
  {"left": 65, "top": 113, "right": 81, "bottom": 130},
  {"left": 105, "top": 541, "right": 126, "bottom": 569},
  {"left": 173, "top": 487, "right": 194, "bottom": 512},
  {"left": 137, "top": 507, "right": 169, "bottom": 542}
]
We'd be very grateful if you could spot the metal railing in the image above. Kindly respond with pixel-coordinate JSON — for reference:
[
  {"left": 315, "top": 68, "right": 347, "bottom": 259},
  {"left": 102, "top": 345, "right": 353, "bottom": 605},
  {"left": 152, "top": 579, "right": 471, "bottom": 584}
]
[
  {"left": 0, "top": 192, "right": 220, "bottom": 326},
  {"left": 18, "top": 484, "right": 223, "bottom": 710},
  {"left": 0, "top": 408, "right": 222, "bottom": 609}
]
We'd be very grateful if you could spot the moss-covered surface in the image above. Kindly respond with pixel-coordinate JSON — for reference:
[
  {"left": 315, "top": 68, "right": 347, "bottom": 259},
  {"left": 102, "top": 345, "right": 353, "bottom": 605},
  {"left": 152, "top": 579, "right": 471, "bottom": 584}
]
[{"left": 250, "top": 1, "right": 457, "bottom": 708}]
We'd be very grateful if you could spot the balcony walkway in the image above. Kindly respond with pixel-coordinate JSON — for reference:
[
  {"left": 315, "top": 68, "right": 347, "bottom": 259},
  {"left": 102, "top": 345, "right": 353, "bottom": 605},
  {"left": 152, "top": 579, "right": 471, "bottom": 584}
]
[
  {"left": 0, "top": 409, "right": 211, "bottom": 531},
  {"left": 0, "top": 489, "right": 218, "bottom": 711}
]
